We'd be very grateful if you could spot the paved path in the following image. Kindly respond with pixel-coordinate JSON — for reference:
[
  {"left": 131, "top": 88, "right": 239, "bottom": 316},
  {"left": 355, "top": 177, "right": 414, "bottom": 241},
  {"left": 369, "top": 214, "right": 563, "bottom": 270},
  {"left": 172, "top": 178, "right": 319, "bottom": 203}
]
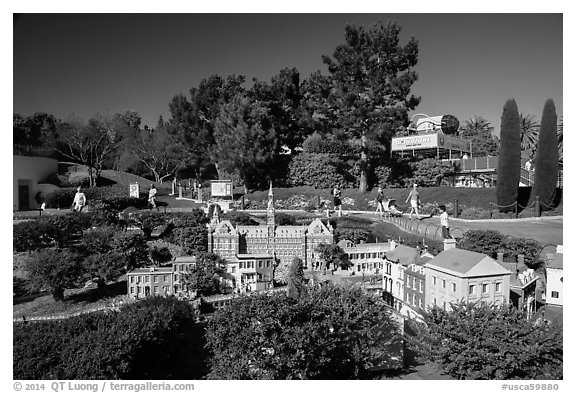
[{"left": 353, "top": 211, "right": 562, "bottom": 246}]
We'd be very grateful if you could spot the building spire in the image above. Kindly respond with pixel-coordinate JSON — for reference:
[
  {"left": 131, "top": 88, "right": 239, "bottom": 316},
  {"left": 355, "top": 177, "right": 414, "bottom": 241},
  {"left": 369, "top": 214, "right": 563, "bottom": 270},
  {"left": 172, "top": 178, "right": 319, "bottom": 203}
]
[{"left": 267, "top": 181, "right": 275, "bottom": 228}]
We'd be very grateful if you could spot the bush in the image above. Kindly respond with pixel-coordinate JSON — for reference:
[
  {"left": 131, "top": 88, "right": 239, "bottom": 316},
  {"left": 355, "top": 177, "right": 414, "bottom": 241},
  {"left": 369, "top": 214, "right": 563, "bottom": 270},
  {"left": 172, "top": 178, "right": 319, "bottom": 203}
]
[
  {"left": 407, "top": 301, "right": 563, "bottom": 380},
  {"left": 44, "top": 188, "right": 76, "bottom": 209},
  {"left": 13, "top": 214, "right": 92, "bottom": 252},
  {"left": 457, "top": 230, "right": 506, "bottom": 259},
  {"left": 288, "top": 152, "right": 355, "bottom": 189},
  {"left": 459, "top": 207, "right": 493, "bottom": 220},
  {"left": 407, "top": 158, "right": 455, "bottom": 187},
  {"left": 275, "top": 212, "right": 297, "bottom": 226},
  {"left": 205, "top": 284, "right": 401, "bottom": 379},
  {"left": 334, "top": 227, "right": 370, "bottom": 244},
  {"left": 13, "top": 297, "right": 206, "bottom": 379}
]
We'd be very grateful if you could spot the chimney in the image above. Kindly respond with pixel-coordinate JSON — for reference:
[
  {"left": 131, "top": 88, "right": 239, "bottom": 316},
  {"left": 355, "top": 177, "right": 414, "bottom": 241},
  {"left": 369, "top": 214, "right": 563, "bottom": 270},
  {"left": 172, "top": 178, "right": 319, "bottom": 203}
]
[
  {"left": 443, "top": 239, "right": 456, "bottom": 250},
  {"left": 517, "top": 254, "right": 525, "bottom": 265},
  {"left": 497, "top": 252, "right": 504, "bottom": 264}
]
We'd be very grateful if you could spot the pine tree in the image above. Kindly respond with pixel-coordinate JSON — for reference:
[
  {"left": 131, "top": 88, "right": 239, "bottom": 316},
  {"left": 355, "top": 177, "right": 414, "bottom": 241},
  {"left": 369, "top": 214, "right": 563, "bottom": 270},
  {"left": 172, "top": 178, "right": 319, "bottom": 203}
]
[
  {"left": 531, "top": 99, "right": 559, "bottom": 209},
  {"left": 287, "top": 257, "right": 306, "bottom": 299},
  {"left": 496, "top": 99, "right": 521, "bottom": 212}
]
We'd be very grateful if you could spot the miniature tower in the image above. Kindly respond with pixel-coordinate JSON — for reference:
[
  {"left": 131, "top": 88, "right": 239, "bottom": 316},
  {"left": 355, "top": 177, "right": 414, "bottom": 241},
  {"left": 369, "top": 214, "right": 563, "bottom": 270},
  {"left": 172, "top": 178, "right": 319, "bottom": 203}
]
[{"left": 267, "top": 181, "right": 275, "bottom": 228}]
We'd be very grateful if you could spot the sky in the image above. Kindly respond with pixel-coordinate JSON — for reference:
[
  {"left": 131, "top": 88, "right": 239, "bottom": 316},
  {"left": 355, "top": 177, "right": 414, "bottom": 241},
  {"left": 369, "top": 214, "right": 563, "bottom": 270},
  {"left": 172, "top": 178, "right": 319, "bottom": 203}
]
[{"left": 13, "top": 13, "right": 563, "bottom": 133}]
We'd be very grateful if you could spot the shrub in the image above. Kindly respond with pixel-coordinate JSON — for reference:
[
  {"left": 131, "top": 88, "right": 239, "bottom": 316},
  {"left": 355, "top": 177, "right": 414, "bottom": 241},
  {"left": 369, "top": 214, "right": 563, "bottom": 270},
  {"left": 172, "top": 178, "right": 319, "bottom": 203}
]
[
  {"left": 222, "top": 211, "right": 259, "bottom": 226},
  {"left": 44, "top": 188, "right": 76, "bottom": 209},
  {"left": 13, "top": 214, "right": 92, "bottom": 252},
  {"left": 373, "top": 165, "right": 393, "bottom": 188},
  {"left": 288, "top": 152, "right": 355, "bottom": 188},
  {"left": 457, "top": 230, "right": 506, "bottom": 258},
  {"left": 458, "top": 207, "right": 493, "bottom": 220},
  {"left": 407, "top": 301, "right": 563, "bottom": 380},
  {"left": 275, "top": 212, "right": 297, "bottom": 226},
  {"left": 407, "top": 158, "right": 455, "bottom": 187},
  {"left": 334, "top": 227, "right": 370, "bottom": 244},
  {"left": 496, "top": 99, "right": 521, "bottom": 212},
  {"left": 13, "top": 297, "right": 205, "bottom": 380},
  {"left": 129, "top": 211, "right": 167, "bottom": 238},
  {"left": 205, "top": 284, "right": 401, "bottom": 379}
]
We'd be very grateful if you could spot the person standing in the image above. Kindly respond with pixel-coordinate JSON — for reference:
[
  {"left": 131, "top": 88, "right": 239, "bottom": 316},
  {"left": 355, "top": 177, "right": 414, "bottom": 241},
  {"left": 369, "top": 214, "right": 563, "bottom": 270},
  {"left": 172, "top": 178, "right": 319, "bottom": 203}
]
[
  {"left": 375, "top": 187, "right": 385, "bottom": 216},
  {"left": 148, "top": 184, "right": 159, "bottom": 211},
  {"left": 439, "top": 205, "right": 452, "bottom": 239},
  {"left": 524, "top": 158, "right": 533, "bottom": 171},
  {"left": 332, "top": 184, "right": 342, "bottom": 217},
  {"left": 73, "top": 186, "right": 86, "bottom": 212},
  {"left": 405, "top": 183, "right": 420, "bottom": 219}
]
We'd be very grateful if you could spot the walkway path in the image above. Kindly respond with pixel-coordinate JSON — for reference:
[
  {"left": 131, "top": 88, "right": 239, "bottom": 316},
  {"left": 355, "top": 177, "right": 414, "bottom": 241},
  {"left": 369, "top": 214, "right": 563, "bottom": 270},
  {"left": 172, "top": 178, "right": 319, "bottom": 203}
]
[{"left": 353, "top": 211, "right": 562, "bottom": 246}]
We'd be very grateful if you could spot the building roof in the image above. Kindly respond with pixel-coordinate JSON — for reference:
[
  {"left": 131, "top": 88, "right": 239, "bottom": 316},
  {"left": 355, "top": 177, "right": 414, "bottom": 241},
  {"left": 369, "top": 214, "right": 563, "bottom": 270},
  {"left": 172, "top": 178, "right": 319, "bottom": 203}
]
[
  {"left": 174, "top": 255, "right": 196, "bottom": 264},
  {"left": 385, "top": 245, "right": 420, "bottom": 266},
  {"left": 425, "top": 248, "right": 511, "bottom": 277},
  {"left": 127, "top": 267, "right": 173, "bottom": 274},
  {"left": 236, "top": 253, "right": 274, "bottom": 260},
  {"left": 337, "top": 240, "right": 392, "bottom": 253}
]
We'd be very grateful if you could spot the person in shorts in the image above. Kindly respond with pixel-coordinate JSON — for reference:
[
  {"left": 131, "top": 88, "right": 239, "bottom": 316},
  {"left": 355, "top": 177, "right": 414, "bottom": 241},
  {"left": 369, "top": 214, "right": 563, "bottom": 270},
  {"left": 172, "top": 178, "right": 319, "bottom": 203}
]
[
  {"left": 405, "top": 183, "right": 420, "bottom": 219},
  {"left": 148, "top": 184, "right": 159, "bottom": 211},
  {"left": 439, "top": 205, "right": 452, "bottom": 239},
  {"left": 73, "top": 187, "right": 86, "bottom": 212},
  {"left": 332, "top": 184, "right": 342, "bottom": 217},
  {"left": 375, "top": 187, "right": 385, "bottom": 216}
]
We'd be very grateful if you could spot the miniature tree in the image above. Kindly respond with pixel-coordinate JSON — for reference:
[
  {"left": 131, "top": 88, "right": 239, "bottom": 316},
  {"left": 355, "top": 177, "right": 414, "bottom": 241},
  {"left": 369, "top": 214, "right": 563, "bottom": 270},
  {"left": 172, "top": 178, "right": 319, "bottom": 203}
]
[{"left": 496, "top": 99, "right": 521, "bottom": 212}]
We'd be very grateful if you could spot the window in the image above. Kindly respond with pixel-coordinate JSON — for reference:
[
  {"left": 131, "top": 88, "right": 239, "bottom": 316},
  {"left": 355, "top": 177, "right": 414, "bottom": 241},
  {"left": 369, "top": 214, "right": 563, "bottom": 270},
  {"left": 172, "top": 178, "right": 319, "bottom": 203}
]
[
  {"left": 482, "top": 283, "right": 489, "bottom": 294},
  {"left": 154, "top": 286, "right": 159, "bottom": 294},
  {"left": 164, "top": 275, "right": 169, "bottom": 282},
  {"left": 551, "top": 291, "right": 559, "bottom": 298},
  {"left": 136, "top": 276, "right": 141, "bottom": 283},
  {"left": 130, "top": 276, "right": 134, "bottom": 284},
  {"left": 419, "top": 298, "right": 423, "bottom": 308},
  {"left": 231, "top": 267, "right": 236, "bottom": 273},
  {"left": 419, "top": 280, "right": 424, "bottom": 293},
  {"left": 433, "top": 298, "right": 437, "bottom": 305},
  {"left": 442, "top": 279, "right": 446, "bottom": 289},
  {"left": 146, "top": 276, "right": 150, "bottom": 283},
  {"left": 154, "top": 276, "right": 158, "bottom": 283},
  {"left": 443, "top": 302, "right": 446, "bottom": 311},
  {"left": 174, "top": 274, "right": 179, "bottom": 282},
  {"left": 495, "top": 282, "right": 501, "bottom": 292},
  {"left": 451, "top": 283, "right": 456, "bottom": 292},
  {"left": 469, "top": 285, "right": 476, "bottom": 295},
  {"left": 137, "top": 286, "right": 141, "bottom": 293},
  {"left": 130, "top": 287, "right": 134, "bottom": 294}
]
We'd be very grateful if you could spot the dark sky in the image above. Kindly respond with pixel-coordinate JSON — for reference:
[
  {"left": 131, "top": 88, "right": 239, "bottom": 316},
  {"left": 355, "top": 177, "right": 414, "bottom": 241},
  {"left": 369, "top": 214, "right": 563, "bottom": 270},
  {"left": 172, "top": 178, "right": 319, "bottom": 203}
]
[{"left": 13, "top": 13, "right": 563, "bottom": 131}]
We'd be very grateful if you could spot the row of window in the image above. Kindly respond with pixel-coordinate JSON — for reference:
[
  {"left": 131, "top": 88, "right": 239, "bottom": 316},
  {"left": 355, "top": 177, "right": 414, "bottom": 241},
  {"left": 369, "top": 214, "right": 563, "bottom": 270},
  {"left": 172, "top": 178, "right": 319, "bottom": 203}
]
[
  {"left": 347, "top": 252, "right": 385, "bottom": 260},
  {"left": 355, "top": 262, "right": 383, "bottom": 272},
  {"left": 405, "top": 292, "right": 424, "bottom": 309},
  {"left": 129, "top": 286, "right": 169, "bottom": 295},
  {"left": 238, "top": 260, "right": 273, "bottom": 269},
  {"left": 129, "top": 275, "right": 170, "bottom": 284},
  {"left": 174, "top": 264, "right": 194, "bottom": 272},
  {"left": 431, "top": 277, "right": 502, "bottom": 295},
  {"left": 406, "top": 276, "right": 424, "bottom": 293}
]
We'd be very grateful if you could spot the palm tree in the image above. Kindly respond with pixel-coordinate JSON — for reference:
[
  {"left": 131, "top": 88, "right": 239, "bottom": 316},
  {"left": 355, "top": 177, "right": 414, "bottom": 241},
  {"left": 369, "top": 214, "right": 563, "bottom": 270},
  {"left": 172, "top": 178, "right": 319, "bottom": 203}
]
[
  {"left": 460, "top": 116, "right": 494, "bottom": 137},
  {"left": 519, "top": 113, "right": 540, "bottom": 159}
]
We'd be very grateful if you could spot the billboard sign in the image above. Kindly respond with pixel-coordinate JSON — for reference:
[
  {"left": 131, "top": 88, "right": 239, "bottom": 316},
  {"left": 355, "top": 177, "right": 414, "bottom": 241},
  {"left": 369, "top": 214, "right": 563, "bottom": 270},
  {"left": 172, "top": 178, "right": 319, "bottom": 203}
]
[
  {"left": 211, "top": 180, "right": 233, "bottom": 197},
  {"left": 438, "top": 134, "right": 471, "bottom": 152},
  {"left": 391, "top": 134, "right": 438, "bottom": 150}
]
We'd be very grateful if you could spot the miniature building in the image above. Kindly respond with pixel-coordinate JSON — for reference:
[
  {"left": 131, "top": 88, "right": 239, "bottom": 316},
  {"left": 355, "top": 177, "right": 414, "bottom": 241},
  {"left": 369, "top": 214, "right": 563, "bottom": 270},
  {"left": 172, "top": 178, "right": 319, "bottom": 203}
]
[
  {"left": 224, "top": 254, "right": 275, "bottom": 293},
  {"left": 424, "top": 248, "right": 511, "bottom": 310},
  {"left": 497, "top": 253, "right": 538, "bottom": 314},
  {"left": 208, "top": 183, "right": 334, "bottom": 269},
  {"left": 337, "top": 239, "right": 392, "bottom": 275},
  {"left": 545, "top": 245, "right": 563, "bottom": 307},
  {"left": 126, "top": 266, "right": 174, "bottom": 299}
]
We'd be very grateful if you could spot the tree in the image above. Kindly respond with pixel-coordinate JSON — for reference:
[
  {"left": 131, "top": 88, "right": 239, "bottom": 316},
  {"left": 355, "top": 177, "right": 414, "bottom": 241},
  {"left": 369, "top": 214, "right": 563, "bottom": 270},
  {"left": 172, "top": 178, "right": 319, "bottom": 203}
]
[
  {"left": 519, "top": 113, "right": 540, "bottom": 159},
  {"left": 212, "top": 93, "right": 279, "bottom": 191},
  {"left": 181, "top": 252, "right": 226, "bottom": 296},
  {"left": 56, "top": 114, "right": 121, "bottom": 187},
  {"left": 322, "top": 21, "right": 420, "bottom": 192},
  {"left": 287, "top": 257, "right": 306, "bottom": 299},
  {"left": 205, "top": 284, "right": 401, "bottom": 379},
  {"left": 531, "top": 100, "right": 559, "bottom": 210},
  {"left": 407, "top": 301, "right": 563, "bottom": 379},
  {"left": 150, "top": 246, "right": 173, "bottom": 266},
  {"left": 408, "top": 158, "right": 455, "bottom": 187},
  {"left": 496, "top": 99, "right": 521, "bottom": 212},
  {"left": 557, "top": 116, "right": 563, "bottom": 163},
  {"left": 13, "top": 112, "right": 59, "bottom": 156},
  {"left": 131, "top": 125, "right": 188, "bottom": 183},
  {"left": 129, "top": 211, "right": 167, "bottom": 238},
  {"left": 316, "top": 243, "right": 352, "bottom": 271},
  {"left": 82, "top": 251, "right": 126, "bottom": 290},
  {"left": 110, "top": 231, "right": 149, "bottom": 271},
  {"left": 168, "top": 74, "right": 246, "bottom": 180},
  {"left": 460, "top": 116, "right": 499, "bottom": 156},
  {"left": 24, "top": 248, "right": 84, "bottom": 300},
  {"left": 457, "top": 230, "right": 506, "bottom": 259}
]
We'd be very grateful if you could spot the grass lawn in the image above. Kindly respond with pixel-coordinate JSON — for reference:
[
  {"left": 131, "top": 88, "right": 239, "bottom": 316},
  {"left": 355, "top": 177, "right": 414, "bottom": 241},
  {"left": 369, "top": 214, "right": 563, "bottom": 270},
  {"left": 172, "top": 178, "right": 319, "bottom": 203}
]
[{"left": 13, "top": 280, "right": 127, "bottom": 320}]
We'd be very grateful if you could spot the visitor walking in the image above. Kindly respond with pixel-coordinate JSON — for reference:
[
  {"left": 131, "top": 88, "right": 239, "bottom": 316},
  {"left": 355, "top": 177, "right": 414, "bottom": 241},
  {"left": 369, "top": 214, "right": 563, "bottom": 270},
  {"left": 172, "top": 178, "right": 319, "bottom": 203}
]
[
  {"left": 439, "top": 205, "right": 452, "bottom": 239},
  {"left": 405, "top": 183, "right": 420, "bottom": 219},
  {"left": 525, "top": 158, "right": 534, "bottom": 171},
  {"left": 34, "top": 191, "right": 45, "bottom": 211},
  {"left": 332, "top": 184, "right": 342, "bottom": 217},
  {"left": 73, "top": 186, "right": 86, "bottom": 212},
  {"left": 148, "top": 184, "right": 159, "bottom": 211},
  {"left": 375, "top": 187, "right": 385, "bottom": 216}
]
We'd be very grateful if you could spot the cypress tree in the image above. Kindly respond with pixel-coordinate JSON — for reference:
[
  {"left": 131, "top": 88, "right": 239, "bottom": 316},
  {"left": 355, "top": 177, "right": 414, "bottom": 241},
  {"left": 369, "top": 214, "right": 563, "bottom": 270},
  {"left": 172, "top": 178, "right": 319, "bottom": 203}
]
[
  {"left": 531, "top": 99, "right": 559, "bottom": 209},
  {"left": 496, "top": 99, "right": 521, "bottom": 212}
]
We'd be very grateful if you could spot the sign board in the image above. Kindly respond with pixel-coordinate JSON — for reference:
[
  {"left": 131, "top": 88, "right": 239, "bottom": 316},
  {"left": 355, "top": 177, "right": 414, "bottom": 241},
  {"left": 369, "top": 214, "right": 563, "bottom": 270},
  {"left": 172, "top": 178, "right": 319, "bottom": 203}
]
[
  {"left": 391, "top": 134, "right": 438, "bottom": 150},
  {"left": 210, "top": 180, "right": 233, "bottom": 198},
  {"left": 437, "top": 134, "right": 471, "bottom": 152},
  {"left": 391, "top": 132, "right": 471, "bottom": 153},
  {"left": 129, "top": 183, "right": 139, "bottom": 198}
]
